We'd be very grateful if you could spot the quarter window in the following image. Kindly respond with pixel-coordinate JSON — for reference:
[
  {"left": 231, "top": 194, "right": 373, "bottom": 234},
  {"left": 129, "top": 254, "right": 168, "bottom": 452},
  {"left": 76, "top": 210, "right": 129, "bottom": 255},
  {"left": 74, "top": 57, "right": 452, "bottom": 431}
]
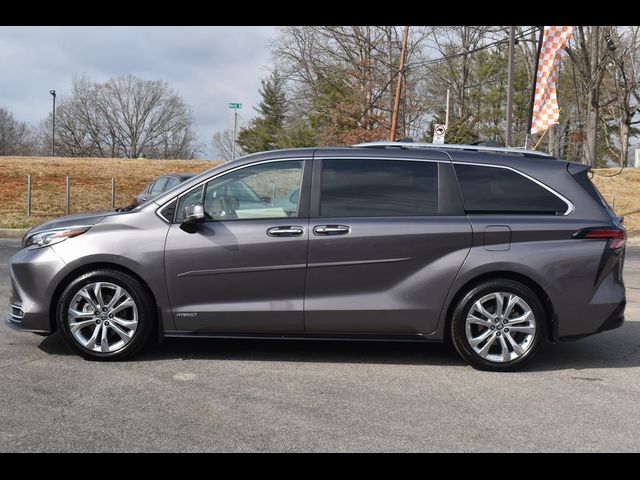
[
  {"left": 320, "top": 159, "right": 438, "bottom": 217},
  {"left": 454, "top": 164, "right": 567, "bottom": 214}
]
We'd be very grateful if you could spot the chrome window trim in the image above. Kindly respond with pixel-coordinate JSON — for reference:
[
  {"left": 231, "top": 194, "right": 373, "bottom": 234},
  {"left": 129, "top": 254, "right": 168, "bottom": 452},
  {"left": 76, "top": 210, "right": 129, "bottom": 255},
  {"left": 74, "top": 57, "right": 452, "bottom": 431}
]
[
  {"left": 154, "top": 157, "right": 311, "bottom": 223},
  {"left": 451, "top": 161, "right": 574, "bottom": 216}
]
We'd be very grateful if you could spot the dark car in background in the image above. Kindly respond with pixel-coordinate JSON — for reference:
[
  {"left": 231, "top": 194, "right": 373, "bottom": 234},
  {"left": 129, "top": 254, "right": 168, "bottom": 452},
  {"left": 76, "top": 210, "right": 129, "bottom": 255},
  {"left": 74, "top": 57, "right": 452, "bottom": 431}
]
[
  {"left": 6, "top": 142, "right": 626, "bottom": 371},
  {"left": 133, "top": 173, "right": 196, "bottom": 206}
]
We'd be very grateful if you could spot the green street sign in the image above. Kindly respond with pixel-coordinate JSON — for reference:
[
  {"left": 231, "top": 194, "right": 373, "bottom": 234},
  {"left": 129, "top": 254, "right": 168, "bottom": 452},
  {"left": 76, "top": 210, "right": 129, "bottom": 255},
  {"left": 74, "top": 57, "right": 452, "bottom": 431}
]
[{"left": 228, "top": 103, "right": 242, "bottom": 109}]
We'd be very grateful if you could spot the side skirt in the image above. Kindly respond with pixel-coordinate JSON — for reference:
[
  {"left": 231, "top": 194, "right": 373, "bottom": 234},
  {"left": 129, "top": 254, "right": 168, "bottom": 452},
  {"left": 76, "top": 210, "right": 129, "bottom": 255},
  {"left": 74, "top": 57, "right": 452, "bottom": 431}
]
[{"left": 162, "top": 331, "right": 443, "bottom": 343}]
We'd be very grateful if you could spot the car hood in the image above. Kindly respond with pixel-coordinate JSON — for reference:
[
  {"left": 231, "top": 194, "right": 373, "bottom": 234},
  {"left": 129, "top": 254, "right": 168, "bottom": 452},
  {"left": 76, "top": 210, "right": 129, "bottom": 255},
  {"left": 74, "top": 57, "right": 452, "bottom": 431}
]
[{"left": 25, "top": 210, "right": 119, "bottom": 237}]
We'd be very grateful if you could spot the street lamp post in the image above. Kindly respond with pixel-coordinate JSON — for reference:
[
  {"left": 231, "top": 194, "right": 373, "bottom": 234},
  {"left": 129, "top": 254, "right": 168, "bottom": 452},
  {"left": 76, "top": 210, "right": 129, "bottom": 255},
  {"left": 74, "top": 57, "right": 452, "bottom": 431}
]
[{"left": 49, "top": 90, "right": 56, "bottom": 157}]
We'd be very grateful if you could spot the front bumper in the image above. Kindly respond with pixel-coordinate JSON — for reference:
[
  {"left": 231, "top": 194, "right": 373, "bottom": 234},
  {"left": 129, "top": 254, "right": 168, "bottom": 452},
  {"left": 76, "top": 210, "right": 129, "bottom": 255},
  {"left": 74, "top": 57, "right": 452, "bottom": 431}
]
[{"left": 5, "top": 245, "right": 68, "bottom": 334}]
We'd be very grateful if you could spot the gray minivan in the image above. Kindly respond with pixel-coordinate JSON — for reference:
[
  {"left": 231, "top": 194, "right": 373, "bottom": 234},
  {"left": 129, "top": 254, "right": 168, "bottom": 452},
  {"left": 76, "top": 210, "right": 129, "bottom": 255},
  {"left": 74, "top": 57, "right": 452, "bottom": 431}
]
[{"left": 6, "top": 142, "right": 626, "bottom": 371}]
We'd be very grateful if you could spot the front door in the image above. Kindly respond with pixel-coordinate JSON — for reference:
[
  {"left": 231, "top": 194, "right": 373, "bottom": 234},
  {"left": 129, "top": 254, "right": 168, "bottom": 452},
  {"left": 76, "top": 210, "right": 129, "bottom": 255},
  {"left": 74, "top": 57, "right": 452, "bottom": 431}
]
[
  {"left": 164, "top": 159, "right": 310, "bottom": 333},
  {"left": 304, "top": 157, "right": 472, "bottom": 335}
]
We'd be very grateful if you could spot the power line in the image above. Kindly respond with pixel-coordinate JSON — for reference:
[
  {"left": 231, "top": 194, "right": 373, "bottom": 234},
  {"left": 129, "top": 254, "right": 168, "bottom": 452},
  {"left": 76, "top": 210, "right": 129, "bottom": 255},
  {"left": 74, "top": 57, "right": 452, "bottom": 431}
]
[{"left": 405, "top": 26, "right": 540, "bottom": 71}]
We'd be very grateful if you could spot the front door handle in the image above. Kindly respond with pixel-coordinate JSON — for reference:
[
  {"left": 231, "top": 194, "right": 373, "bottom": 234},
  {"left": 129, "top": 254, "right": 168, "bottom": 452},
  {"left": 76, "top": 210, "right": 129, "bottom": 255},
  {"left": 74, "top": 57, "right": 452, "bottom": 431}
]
[
  {"left": 267, "top": 226, "right": 304, "bottom": 237},
  {"left": 313, "top": 225, "right": 351, "bottom": 236}
]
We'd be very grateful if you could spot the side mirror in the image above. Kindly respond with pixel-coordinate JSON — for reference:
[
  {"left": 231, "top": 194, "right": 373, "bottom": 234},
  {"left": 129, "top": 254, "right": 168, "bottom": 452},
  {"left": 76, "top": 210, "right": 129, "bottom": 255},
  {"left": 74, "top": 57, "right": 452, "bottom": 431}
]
[{"left": 182, "top": 203, "right": 205, "bottom": 225}]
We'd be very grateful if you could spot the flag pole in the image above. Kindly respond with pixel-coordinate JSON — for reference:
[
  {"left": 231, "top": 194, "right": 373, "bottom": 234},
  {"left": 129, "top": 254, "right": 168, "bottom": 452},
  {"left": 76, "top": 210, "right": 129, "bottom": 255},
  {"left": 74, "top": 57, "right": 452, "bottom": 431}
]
[
  {"left": 528, "top": 26, "right": 545, "bottom": 138},
  {"left": 532, "top": 107, "right": 563, "bottom": 150}
]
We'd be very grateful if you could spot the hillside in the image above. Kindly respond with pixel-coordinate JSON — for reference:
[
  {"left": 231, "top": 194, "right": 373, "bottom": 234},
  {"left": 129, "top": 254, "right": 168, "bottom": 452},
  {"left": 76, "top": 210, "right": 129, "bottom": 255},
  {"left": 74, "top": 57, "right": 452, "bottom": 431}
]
[{"left": 0, "top": 156, "right": 217, "bottom": 229}]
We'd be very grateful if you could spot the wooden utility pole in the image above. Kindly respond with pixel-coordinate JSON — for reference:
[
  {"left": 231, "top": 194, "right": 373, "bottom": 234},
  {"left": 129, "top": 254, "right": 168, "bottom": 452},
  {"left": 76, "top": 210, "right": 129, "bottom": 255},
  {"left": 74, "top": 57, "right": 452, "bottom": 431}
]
[
  {"left": 505, "top": 26, "right": 516, "bottom": 147},
  {"left": 390, "top": 26, "right": 410, "bottom": 142}
]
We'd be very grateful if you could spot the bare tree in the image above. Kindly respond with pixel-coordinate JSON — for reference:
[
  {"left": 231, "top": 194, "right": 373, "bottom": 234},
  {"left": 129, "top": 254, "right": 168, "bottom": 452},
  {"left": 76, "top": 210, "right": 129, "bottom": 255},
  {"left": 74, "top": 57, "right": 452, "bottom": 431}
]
[
  {"left": 601, "top": 26, "right": 640, "bottom": 166},
  {"left": 0, "top": 107, "right": 38, "bottom": 156},
  {"left": 46, "top": 75, "right": 200, "bottom": 159},
  {"left": 212, "top": 129, "right": 243, "bottom": 161},
  {"left": 271, "top": 26, "right": 432, "bottom": 143},
  {"left": 565, "top": 26, "right": 613, "bottom": 165}
]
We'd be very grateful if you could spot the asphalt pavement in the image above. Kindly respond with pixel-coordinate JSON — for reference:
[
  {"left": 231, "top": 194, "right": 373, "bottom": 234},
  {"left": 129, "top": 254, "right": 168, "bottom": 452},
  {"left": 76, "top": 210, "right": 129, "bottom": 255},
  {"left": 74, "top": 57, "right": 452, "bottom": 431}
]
[{"left": 1, "top": 238, "right": 639, "bottom": 452}]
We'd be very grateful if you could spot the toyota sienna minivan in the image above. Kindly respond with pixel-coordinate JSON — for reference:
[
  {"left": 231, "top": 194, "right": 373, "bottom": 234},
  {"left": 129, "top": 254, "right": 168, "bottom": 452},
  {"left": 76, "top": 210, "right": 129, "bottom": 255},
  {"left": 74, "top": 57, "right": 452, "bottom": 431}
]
[{"left": 6, "top": 142, "right": 626, "bottom": 371}]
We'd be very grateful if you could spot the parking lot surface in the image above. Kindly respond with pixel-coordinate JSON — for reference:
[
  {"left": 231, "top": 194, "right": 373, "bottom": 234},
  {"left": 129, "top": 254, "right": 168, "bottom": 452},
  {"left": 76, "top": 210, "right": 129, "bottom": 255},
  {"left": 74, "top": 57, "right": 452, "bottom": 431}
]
[{"left": 1, "top": 238, "right": 639, "bottom": 452}]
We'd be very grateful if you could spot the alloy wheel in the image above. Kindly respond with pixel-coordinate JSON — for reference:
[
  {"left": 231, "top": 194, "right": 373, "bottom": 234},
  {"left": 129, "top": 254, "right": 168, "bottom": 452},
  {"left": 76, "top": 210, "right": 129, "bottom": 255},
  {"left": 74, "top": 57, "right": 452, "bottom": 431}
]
[
  {"left": 67, "top": 282, "right": 139, "bottom": 353},
  {"left": 465, "top": 291, "right": 537, "bottom": 363}
]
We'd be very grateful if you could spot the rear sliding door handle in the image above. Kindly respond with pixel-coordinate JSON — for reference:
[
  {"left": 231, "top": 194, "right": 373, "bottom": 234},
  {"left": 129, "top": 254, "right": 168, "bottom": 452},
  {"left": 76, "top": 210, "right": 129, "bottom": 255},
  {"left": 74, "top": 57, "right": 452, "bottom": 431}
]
[
  {"left": 313, "top": 225, "right": 350, "bottom": 236},
  {"left": 267, "top": 226, "right": 304, "bottom": 237}
]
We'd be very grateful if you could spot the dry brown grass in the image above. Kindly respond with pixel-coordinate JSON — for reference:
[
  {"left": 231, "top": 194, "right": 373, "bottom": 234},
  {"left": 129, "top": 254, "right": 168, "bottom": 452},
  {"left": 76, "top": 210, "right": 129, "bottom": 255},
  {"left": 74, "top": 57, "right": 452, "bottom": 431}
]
[
  {"left": 1, "top": 157, "right": 638, "bottom": 235},
  {"left": 591, "top": 168, "right": 640, "bottom": 236},
  {"left": 0, "top": 156, "right": 217, "bottom": 228}
]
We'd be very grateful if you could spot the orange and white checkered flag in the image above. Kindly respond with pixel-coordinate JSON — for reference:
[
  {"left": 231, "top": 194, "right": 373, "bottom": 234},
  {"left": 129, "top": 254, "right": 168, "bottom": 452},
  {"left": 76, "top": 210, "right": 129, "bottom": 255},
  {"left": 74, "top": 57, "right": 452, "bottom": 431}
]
[{"left": 530, "top": 26, "right": 573, "bottom": 134}]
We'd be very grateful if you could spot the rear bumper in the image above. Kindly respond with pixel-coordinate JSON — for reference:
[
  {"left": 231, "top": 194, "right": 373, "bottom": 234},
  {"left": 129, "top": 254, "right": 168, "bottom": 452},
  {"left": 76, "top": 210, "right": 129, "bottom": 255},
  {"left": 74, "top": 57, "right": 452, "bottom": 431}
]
[{"left": 559, "top": 300, "right": 625, "bottom": 341}]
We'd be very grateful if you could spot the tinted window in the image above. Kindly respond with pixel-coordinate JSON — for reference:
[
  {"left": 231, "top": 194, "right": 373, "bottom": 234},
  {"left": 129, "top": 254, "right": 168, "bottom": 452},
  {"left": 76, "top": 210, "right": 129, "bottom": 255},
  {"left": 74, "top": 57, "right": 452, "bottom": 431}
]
[
  {"left": 320, "top": 159, "right": 438, "bottom": 217},
  {"left": 149, "top": 177, "right": 169, "bottom": 195},
  {"left": 454, "top": 164, "right": 567, "bottom": 214}
]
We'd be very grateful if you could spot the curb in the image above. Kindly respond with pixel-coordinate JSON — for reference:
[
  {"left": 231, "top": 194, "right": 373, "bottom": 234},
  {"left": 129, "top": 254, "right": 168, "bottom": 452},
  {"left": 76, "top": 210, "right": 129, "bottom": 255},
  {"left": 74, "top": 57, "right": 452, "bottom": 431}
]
[{"left": 0, "top": 229, "right": 27, "bottom": 239}]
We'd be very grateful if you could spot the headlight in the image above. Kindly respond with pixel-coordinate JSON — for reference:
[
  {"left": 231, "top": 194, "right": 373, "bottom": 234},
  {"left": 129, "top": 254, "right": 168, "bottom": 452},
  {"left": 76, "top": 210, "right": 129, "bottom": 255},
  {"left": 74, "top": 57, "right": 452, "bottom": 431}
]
[{"left": 23, "top": 226, "right": 92, "bottom": 249}]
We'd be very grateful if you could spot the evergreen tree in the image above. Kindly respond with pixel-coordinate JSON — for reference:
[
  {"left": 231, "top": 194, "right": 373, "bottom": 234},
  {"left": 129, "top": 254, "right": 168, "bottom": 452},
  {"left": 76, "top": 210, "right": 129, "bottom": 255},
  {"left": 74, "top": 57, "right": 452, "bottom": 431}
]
[{"left": 237, "top": 70, "right": 288, "bottom": 153}]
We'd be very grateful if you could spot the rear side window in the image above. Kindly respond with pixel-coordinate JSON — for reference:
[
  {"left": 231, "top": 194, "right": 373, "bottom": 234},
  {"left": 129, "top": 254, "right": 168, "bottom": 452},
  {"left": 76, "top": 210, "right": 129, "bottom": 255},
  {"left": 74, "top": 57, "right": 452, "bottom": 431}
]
[
  {"left": 454, "top": 164, "right": 567, "bottom": 215},
  {"left": 320, "top": 159, "right": 438, "bottom": 217}
]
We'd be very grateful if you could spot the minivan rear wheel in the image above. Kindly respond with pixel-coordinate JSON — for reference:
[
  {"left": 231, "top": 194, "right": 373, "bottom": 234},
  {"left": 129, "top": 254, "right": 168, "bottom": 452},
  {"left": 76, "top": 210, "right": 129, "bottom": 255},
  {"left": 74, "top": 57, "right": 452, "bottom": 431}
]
[
  {"left": 451, "top": 279, "right": 545, "bottom": 371},
  {"left": 56, "top": 269, "right": 155, "bottom": 360}
]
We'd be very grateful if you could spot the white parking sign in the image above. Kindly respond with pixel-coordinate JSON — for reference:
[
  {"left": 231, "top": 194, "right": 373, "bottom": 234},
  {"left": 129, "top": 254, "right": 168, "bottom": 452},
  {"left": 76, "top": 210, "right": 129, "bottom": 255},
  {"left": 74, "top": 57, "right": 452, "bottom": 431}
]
[{"left": 433, "top": 124, "right": 446, "bottom": 144}]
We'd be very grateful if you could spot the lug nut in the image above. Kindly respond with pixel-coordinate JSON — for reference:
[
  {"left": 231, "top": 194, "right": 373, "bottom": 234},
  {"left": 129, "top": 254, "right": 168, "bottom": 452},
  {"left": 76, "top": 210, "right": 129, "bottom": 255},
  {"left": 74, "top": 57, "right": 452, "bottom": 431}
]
[
  {"left": 95, "top": 319, "right": 101, "bottom": 324},
  {"left": 503, "top": 319, "right": 508, "bottom": 324},
  {"left": 108, "top": 314, "right": 113, "bottom": 318},
  {"left": 490, "top": 325, "right": 495, "bottom": 330},
  {"left": 504, "top": 328, "right": 509, "bottom": 333},
  {"left": 496, "top": 331, "right": 502, "bottom": 336},
  {"left": 103, "top": 307, "right": 107, "bottom": 312}
]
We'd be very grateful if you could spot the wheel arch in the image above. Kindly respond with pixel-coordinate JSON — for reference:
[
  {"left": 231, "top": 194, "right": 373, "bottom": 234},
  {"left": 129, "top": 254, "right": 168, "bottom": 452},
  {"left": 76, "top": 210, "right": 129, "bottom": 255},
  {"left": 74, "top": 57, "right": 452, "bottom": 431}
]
[
  {"left": 48, "top": 262, "right": 159, "bottom": 334},
  {"left": 443, "top": 271, "right": 557, "bottom": 343}
]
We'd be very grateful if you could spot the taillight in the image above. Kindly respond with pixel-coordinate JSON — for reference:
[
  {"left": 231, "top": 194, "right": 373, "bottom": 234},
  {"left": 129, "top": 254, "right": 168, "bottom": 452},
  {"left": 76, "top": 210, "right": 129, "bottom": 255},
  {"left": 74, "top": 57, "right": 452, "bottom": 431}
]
[{"left": 573, "top": 227, "right": 626, "bottom": 249}]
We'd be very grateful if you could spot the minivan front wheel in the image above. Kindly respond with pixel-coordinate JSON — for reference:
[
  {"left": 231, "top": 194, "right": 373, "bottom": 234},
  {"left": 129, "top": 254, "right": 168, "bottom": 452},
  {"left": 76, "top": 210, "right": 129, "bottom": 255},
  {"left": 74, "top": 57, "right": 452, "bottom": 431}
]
[
  {"left": 56, "top": 269, "right": 155, "bottom": 360},
  {"left": 451, "top": 280, "right": 545, "bottom": 371}
]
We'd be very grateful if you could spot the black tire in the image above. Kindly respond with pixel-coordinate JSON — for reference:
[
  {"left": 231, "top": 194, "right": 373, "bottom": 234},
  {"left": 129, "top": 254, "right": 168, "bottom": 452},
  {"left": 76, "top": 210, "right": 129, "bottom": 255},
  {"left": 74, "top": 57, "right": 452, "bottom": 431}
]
[
  {"left": 450, "top": 279, "right": 546, "bottom": 371},
  {"left": 56, "top": 269, "right": 155, "bottom": 361}
]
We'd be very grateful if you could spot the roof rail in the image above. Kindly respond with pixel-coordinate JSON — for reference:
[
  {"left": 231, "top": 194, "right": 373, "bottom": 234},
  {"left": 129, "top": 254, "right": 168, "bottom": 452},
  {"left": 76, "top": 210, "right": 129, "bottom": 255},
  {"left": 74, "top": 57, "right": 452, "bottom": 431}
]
[{"left": 352, "top": 141, "right": 554, "bottom": 159}]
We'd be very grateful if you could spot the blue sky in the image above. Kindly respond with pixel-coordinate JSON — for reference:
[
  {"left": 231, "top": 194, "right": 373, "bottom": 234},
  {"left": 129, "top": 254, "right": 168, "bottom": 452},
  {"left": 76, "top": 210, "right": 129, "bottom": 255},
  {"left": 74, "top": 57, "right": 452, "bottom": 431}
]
[{"left": 0, "top": 26, "right": 277, "bottom": 158}]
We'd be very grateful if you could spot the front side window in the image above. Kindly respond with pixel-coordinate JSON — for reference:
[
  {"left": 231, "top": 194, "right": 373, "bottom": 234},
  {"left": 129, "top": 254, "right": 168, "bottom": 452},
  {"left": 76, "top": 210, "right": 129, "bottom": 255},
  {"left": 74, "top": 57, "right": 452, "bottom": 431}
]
[
  {"left": 320, "top": 159, "right": 438, "bottom": 217},
  {"left": 175, "top": 160, "right": 304, "bottom": 222},
  {"left": 454, "top": 164, "right": 568, "bottom": 214}
]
